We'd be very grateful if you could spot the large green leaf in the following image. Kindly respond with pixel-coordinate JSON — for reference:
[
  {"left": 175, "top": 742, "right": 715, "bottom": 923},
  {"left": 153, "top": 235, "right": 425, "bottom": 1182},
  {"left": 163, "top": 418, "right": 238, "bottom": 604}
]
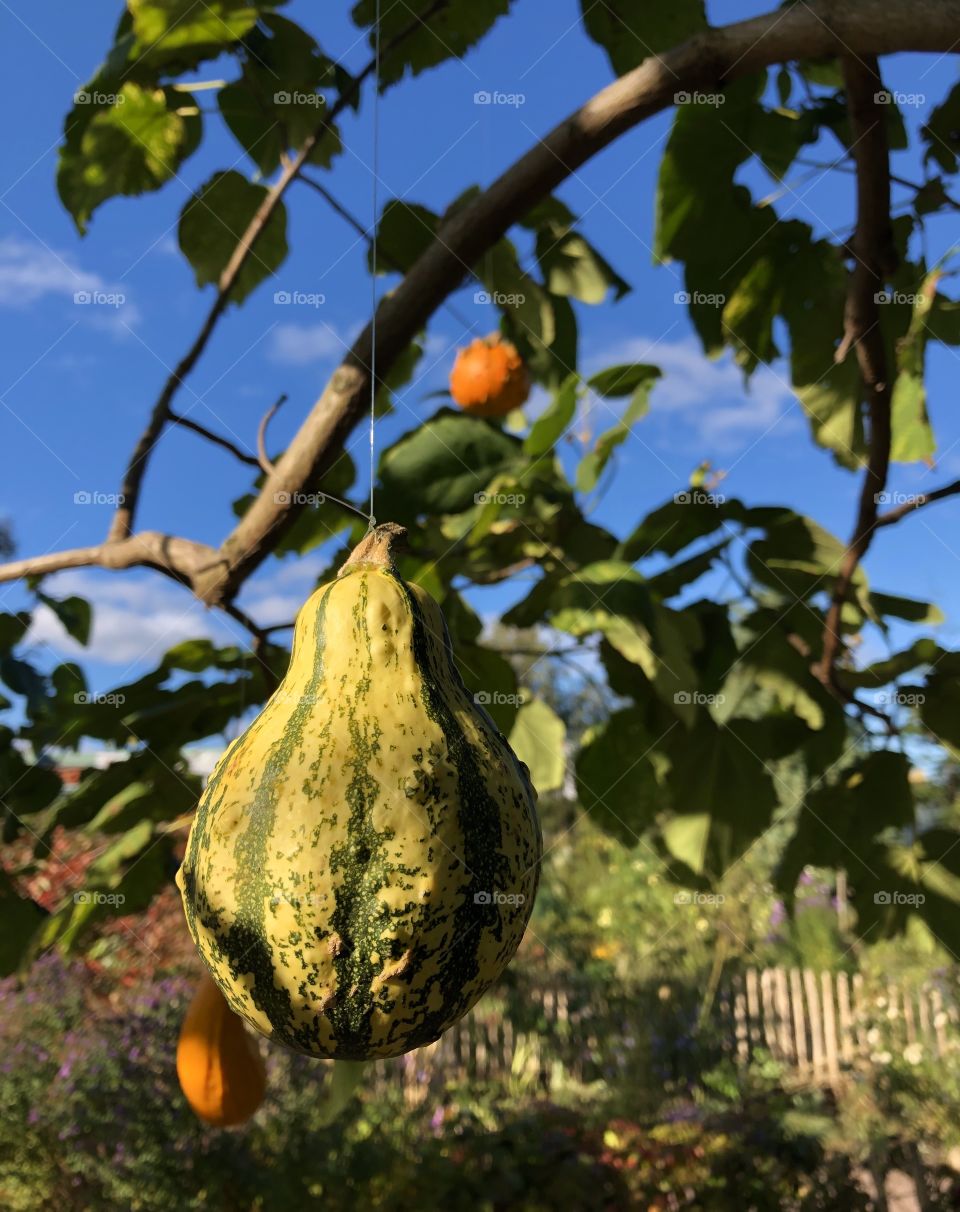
[
  {"left": 922, "top": 82, "right": 960, "bottom": 172},
  {"left": 38, "top": 594, "right": 91, "bottom": 647},
  {"left": 663, "top": 718, "right": 778, "bottom": 875},
  {"left": 576, "top": 707, "right": 666, "bottom": 844},
  {"left": 577, "top": 366, "right": 660, "bottom": 492},
  {"left": 219, "top": 18, "right": 341, "bottom": 176},
  {"left": 746, "top": 511, "right": 866, "bottom": 602},
  {"left": 178, "top": 171, "right": 288, "bottom": 304},
  {"left": 581, "top": 0, "right": 706, "bottom": 74},
  {"left": 508, "top": 699, "right": 565, "bottom": 794},
  {"left": 370, "top": 201, "right": 438, "bottom": 274},
  {"left": 378, "top": 409, "right": 522, "bottom": 517},
  {"left": 352, "top": 0, "right": 512, "bottom": 89},
  {"left": 0, "top": 870, "right": 47, "bottom": 977},
  {"left": 524, "top": 374, "right": 579, "bottom": 456},
  {"left": 127, "top": 0, "right": 261, "bottom": 60},
  {"left": 59, "top": 83, "right": 201, "bottom": 232}
]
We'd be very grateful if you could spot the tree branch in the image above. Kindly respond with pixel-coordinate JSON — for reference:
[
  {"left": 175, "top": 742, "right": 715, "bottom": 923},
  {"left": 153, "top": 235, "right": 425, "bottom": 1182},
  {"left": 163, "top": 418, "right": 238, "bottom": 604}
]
[
  {"left": 814, "top": 55, "right": 897, "bottom": 688},
  {"left": 193, "top": 0, "right": 960, "bottom": 605},
  {"left": 874, "top": 478, "right": 960, "bottom": 527},
  {"left": 105, "top": 0, "right": 451, "bottom": 545},
  {"left": 0, "top": 532, "right": 218, "bottom": 587},
  {"left": 166, "top": 411, "right": 260, "bottom": 467}
]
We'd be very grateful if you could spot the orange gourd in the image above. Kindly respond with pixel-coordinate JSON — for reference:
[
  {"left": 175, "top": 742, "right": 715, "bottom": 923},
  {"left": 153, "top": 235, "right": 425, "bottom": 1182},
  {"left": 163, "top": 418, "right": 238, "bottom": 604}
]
[
  {"left": 449, "top": 333, "right": 530, "bottom": 418},
  {"left": 176, "top": 971, "right": 267, "bottom": 1127}
]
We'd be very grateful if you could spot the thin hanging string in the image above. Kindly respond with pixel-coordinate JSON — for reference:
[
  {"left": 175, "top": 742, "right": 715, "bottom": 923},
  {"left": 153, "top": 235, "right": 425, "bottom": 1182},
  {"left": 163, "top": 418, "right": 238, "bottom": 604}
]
[{"left": 368, "top": 0, "right": 382, "bottom": 529}]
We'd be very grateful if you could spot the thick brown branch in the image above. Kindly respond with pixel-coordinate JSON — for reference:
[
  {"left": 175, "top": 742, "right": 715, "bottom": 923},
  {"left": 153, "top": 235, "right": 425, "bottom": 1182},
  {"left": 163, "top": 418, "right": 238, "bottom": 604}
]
[
  {"left": 814, "top": 55, "right": 897, "bottom": 687},
  {"left": 0, "top": 533, "right": 218, "bottom": 587},
  {"left": 874, "top": 478, "right": 960, "bottom": 527},
  {"left": 106, "top": 0, "right": 450, "bottom": 544},
  {"left": 167, "top": 411, "right": 260, "bottom": 467},
  {"left": 195, "top": 0, "right": 960, "bottom": 606}
]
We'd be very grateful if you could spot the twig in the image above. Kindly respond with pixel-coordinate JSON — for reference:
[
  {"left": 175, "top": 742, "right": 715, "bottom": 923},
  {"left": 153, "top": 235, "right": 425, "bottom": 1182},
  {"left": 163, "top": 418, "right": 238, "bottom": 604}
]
[
  {"left": 257, "top": 393, "right": 288, "bottom": 476},
  {"left": 166, "top": 412, "right": 260, "bottom": 467},
  {"left": 815, "top": 55, "right": 897, "bottom": 689},
  {"left": 0, "top": 532, "right": 218, "bottom": 587},
  {"left": 874, "top": 478, "right": 960, "bottom": 526}
]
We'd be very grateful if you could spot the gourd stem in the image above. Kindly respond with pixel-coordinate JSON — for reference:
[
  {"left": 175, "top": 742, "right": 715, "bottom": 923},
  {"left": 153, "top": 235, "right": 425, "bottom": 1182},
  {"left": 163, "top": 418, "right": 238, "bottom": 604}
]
[{"left": 339, "top": 522, "right": 408, "bottom": 575}]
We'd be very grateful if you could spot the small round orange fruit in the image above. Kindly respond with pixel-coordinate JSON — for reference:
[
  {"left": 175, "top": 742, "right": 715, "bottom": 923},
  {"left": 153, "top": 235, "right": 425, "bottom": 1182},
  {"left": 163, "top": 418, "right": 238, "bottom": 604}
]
[
  {"left": 449, "top": 333, "right": 530, "bottom": 418},
  {"left": 176, "top": 971, "right": 267, "bottom": 1127}
]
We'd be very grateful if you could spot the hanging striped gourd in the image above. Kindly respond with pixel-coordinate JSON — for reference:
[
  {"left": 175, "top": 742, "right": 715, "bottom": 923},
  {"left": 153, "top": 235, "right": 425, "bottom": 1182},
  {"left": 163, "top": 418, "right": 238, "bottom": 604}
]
[
  {"left": 177, "top": 523, "right": 541, "bottom": 1060},
  {"left": 176, "top": 971, "right": 267, "bottom": 1126}
]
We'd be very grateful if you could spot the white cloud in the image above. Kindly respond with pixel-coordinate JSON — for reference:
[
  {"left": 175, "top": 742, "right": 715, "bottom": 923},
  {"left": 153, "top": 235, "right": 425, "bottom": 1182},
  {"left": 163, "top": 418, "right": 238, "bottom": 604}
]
[
  {"left": 269, "top": 322, "right": 347, "bottom": 366},
  {"left": 0, "top": 237, "right": 140, "bottom": 331},
  {"left": 24, "top": 571, "right": 230, "bottom": 668},
  {"left": 0, "top": 236, "right": 101, "bottom": 306},
  {"left": 592, "top": 336, "right": 799, "bottom": 449}
]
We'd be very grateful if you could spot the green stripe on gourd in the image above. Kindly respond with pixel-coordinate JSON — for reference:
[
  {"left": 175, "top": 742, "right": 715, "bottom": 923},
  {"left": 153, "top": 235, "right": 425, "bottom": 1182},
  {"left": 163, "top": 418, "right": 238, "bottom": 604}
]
[{"left": 177, "top": 523, "right": 541, "bottom": 1059}]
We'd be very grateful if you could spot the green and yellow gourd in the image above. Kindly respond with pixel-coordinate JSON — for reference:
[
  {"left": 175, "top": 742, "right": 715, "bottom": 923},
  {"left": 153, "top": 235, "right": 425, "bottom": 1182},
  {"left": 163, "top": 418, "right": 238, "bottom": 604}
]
[{"left": 177, "top": 523, "right": 541, "bottom": 1060}]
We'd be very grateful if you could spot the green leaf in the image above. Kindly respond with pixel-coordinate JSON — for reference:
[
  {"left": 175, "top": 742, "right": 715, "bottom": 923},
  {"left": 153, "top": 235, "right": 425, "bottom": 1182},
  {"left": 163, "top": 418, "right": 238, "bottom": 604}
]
[
  {"left": 0, "top": 869, "right": 46, "bottom": 977},
  {"left": 508, "top": 699, "right": 565, "bottom": 794},
  {"left": 378, "top": 408, "right": 522, "bottom": 517},
  {"left": 581, "top": 0, "right": 706, "bottom": 74},
  {"left": 0, "top": 612, "right": 30, "bottom": 655},
  {"left": 38, "top": 594, "right": 92, "bottom": 647},
  {"left": 524, "top": 374, "right": 579, "bottom": 456},
  {"left": 747, "top": 511, "right": 865, "bottom": 601},
  {"left": 618, "top": 495, "right": 746, "bottom": 561},
  {"left": 370, "top": 201, "right": 438, "bottom": 274},
  {"left": 58, "top": 83, "right": 201, "bottom": 233},
  {"left": 537, "top": 229, "right": 629, "bottom": 304},
  {"left": 870, "top": 592, "right": 944, "bottom": 626},
  {"left": 128, "top": 0, "right": 260, "bottom": 58},
  {"left": 218, "top": 15, "right": 340, "bottom": 175},
  {"left": 838, "top": 638, "right": 939, "bottom": 690},
  {"left": 352, "top": 0, "right": 512, "bottom": 89},
  {"left": 456, "top": 644, "right": 519, "bottom": 734},
  {"left": 647, "top": 539, "right": 729, "bottom": 599},
  {"left": 178, "top": 171, "right": 288, "bottom": 304},
  {"left": 577, "top": 366, "right": 660, "bottom": 492},
  {"left": 663, "top": 718, "right": 778, "bottom": 876},
  {"left": 922, "top": 82, "right": 960, "bottom": 172},
  {"left": 576, "top": 708, "right": 665, "bottom": 844}
]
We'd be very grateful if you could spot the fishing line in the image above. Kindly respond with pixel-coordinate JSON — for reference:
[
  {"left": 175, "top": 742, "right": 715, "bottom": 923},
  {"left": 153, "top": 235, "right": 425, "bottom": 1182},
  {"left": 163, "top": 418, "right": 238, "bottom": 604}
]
[{"left": 368, "top": 0, "right": 382, "bottom": 528}]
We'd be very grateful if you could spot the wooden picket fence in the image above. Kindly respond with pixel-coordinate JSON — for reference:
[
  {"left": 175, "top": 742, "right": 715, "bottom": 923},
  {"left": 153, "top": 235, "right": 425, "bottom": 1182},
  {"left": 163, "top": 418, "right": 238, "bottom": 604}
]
[
  {"left": 366, "top": 969, "right": 959, "bottom": 1101},
  {"left": 720, "top": 967, "right": 958, "bottom": 1085}
]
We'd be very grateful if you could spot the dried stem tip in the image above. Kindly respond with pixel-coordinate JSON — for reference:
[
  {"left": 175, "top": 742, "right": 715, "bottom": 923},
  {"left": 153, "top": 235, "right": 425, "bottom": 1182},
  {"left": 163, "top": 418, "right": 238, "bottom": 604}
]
[{"left": 339, "top": 522, "right": 408, "bottom": 574}]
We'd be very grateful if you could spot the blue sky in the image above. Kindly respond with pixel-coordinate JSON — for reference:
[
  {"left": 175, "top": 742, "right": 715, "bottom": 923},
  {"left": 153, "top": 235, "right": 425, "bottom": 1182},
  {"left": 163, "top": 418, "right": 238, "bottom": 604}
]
[{"left": 1, "top": 0, "right": 960, "bottom": 699}]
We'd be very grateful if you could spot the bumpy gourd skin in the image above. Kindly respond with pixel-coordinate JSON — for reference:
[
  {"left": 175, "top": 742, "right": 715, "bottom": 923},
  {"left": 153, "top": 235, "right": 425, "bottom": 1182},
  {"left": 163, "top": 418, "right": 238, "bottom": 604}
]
[{"left": 177, "top": 543, "right": 541, "bottom": 1060}]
